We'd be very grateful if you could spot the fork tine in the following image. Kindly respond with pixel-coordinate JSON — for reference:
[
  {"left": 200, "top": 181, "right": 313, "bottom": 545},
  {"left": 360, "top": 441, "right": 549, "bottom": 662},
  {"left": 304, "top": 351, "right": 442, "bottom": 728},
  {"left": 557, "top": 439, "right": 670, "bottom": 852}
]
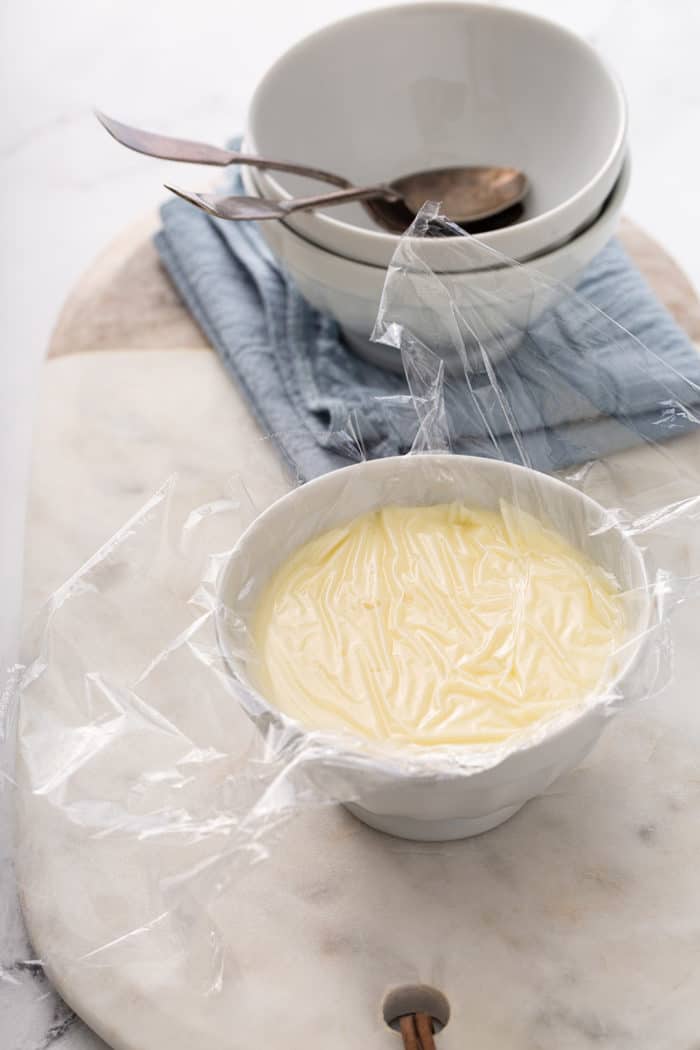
[
  {"left": 163, "top": 184, "right": 288, "bottom": 222},
  {"left": 163, "top": 184, "right": 219, "bottom": 215}
]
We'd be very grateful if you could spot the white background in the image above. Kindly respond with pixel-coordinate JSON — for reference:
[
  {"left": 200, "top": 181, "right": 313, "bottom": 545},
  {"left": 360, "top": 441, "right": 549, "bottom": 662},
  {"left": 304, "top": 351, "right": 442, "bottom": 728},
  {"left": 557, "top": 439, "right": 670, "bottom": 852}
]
[{"left": 2, "top": 0, "right": 699, "bottom": 678}]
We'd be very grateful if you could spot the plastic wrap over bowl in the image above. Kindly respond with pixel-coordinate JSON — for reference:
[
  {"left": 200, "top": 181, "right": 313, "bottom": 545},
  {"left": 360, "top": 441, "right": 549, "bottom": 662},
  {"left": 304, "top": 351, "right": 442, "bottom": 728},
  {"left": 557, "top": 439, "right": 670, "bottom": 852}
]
[{"left": 217, "top": 454, "right": 651, "bottom": 841}]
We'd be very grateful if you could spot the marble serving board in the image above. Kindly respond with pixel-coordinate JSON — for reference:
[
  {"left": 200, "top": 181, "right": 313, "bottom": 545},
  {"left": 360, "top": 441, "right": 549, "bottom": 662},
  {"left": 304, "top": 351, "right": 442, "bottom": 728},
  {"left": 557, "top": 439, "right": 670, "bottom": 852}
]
[{"left": 11, "top": 348, "right": 700, "bottom": 1050}]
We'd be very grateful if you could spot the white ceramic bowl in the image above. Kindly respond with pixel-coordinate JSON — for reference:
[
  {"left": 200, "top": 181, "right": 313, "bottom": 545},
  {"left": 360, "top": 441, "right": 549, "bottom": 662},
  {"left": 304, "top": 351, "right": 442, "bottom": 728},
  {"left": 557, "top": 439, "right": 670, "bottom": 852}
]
[
  {"left": 245, "top": 155, "right": 630, "bottom": 373},
  {"left": 247, "top": 3, "right": 627, "bottom": 270},
  {"left": 218, "top": 454, "right": 650, "bottom": 841}
]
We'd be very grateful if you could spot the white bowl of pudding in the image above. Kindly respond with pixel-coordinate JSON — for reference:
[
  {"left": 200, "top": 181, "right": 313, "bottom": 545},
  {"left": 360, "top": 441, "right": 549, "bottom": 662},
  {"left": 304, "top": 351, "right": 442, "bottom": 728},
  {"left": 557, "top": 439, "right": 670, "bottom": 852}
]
[{"left": 217, "top": 455, "right": 650, "bottom": 841}]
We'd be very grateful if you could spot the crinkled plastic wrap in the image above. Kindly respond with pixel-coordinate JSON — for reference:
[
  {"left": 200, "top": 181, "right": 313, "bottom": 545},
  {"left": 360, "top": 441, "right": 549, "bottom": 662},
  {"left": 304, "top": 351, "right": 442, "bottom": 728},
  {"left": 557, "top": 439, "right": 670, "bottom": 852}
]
[{"left": 3, "top": 205, "right": 700, "bottom": 1045}]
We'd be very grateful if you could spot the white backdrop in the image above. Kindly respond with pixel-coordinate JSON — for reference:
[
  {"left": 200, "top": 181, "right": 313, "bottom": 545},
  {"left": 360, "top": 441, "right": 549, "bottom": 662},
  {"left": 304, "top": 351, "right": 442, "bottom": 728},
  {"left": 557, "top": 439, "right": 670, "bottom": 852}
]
[{"left": 2, "top": 0, "right": 699, "bottom": 679}]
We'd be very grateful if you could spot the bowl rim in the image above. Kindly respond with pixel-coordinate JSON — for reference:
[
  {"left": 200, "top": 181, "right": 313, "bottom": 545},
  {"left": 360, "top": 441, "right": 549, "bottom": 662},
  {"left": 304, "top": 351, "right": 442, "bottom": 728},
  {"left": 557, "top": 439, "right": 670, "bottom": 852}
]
[
  {"left": 245, "top": 153, "right": 631, "bottom": 278},
  {"left": 216, "top": 453, "right": 651, "bottom": 782},
  {"left": 247, "top": 1, "right": 628, "bottom": 254}
]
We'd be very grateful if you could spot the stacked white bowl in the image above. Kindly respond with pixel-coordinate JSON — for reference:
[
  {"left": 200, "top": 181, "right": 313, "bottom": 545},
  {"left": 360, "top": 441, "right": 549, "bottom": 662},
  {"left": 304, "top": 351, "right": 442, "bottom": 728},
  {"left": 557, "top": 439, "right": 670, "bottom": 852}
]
[{"left": 243, "top": 3, "right": 629, "bottom": 372}]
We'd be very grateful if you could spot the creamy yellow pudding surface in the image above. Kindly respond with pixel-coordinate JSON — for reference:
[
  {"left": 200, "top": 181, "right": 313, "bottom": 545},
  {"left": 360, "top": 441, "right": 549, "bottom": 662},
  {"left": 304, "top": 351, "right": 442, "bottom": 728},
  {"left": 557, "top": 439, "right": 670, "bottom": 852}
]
[{"left": 251, "top": 503, "right": 625, "bottom": 747}]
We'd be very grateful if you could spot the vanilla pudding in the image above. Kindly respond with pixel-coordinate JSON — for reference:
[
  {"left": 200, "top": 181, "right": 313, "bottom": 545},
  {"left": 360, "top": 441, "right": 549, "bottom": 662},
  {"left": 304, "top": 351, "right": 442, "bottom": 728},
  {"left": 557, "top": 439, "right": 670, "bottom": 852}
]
[{"left": 251, "top": 502, "right": 625, "bottom": 748}]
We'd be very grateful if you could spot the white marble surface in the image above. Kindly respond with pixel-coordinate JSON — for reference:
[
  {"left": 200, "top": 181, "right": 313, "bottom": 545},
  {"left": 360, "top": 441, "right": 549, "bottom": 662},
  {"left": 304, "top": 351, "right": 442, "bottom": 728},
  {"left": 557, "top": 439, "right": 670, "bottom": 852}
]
[{"left": 4, "top": 350, "right": 700, "bottom": 1049}]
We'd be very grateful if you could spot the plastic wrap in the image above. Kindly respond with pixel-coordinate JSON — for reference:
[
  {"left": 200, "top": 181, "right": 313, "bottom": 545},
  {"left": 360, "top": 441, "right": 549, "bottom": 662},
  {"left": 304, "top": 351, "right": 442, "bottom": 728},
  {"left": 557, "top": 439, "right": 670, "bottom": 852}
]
[{"left": 3, "top": 206, "right": 700, "bottom": 1046}]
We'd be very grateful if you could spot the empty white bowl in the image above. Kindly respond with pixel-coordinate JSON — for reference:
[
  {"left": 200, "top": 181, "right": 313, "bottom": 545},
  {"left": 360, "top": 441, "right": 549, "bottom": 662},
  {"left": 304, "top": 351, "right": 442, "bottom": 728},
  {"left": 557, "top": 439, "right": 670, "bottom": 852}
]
[
  {"left": 245, "top": 155, "right": 630, "bottom": 372},
  {"left": 247, "top": 3, "right": 627, "bottom": 269},
  {"left": 218, "top": 454, "right": 650, "bottom": 841}
]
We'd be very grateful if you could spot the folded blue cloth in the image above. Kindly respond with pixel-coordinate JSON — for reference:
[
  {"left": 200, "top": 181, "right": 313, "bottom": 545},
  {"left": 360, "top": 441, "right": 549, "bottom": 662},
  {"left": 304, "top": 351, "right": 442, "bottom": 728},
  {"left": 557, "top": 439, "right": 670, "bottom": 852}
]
[{"left": 155, "top": 171, "right": 700, "bottom": 481}]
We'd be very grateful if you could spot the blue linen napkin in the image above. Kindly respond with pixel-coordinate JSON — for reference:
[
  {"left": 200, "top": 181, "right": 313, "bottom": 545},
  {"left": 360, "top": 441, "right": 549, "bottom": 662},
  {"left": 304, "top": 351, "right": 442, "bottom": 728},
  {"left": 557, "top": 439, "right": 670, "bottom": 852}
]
[{"left": 155, "top": 173, "right": 700, "bottom": 482}]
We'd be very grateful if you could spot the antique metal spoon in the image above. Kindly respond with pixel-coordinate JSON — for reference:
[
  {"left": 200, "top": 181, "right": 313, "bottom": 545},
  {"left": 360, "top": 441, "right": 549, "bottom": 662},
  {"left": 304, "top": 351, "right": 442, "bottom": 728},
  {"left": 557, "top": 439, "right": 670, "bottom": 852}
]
[{"left": 97, "top": 111, "right": 528, "bottom": 228}]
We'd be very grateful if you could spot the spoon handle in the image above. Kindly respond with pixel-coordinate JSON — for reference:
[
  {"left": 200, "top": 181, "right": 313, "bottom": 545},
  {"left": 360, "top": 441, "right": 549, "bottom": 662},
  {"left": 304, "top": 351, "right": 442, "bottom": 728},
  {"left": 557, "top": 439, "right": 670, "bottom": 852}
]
[{"left": 96, "top": 111, "right": 351, "bottom": 188}]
